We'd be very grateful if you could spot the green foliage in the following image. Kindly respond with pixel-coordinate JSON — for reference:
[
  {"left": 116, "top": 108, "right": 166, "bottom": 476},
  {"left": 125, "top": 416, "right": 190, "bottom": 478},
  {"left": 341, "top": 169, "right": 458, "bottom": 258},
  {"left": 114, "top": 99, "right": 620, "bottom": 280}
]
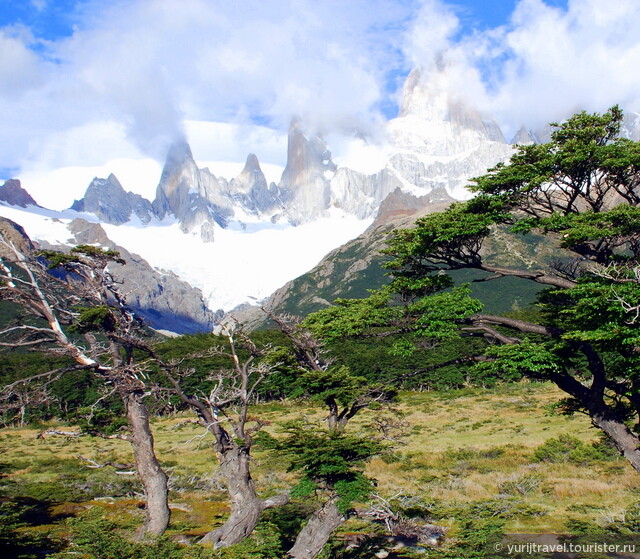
[
  {"left": 0, "top": 500, "right": 63, "bottom": 558},
  {"left": 212, "top": 522, "right": 284, "bottom": 559},
  {"left": 37, "top": 245, "right": 125, "bottom": 269},
  {"left": 532, "top": 434, "right": 618, "bottom": 465},
  {"left": 52, "top": 510, "right": 196, "bottom": 559},
  {"left": 49, "top": 369, "right": 103, "bottom": 415},
  {"left": 469, "top": 105, "right": 637, "bottom": 215},
  {"left": 540, "top": 278, "right": 640, "bottom": 349},
  {"left": 383, "top": 203, "right": 499, "bottom": 274},
  {"left": 411, "top": 285, "right": 483, "bottom": 341},
  {"left": 303, "top": 289, "right": 401, "bottom": 342},
  {"left": 273, "top": 423, "right": 382, "bottom": 512},
  {"left": 68, "top": 305, "right": 117, "bottom": 333},
  {"left": 70, "top": 245, "right": 124, "bottom": 264},
  {"left": 289, "top": 365, "right": 370, "bottom": 408},
  {"left": 323, "top": 330, "right": 498, "bottom": 389},
  {"left": 71, "top": 404, "right": 128, "bottom": 436},
  {"left": 54, "top": 511, "right": 286, "bottom": 559},
  {"left": 619, "top": 502, "right": 640, "bottom": 533},
  {"left": 308, "top": 106, "right": 640, "bottom": 461},
  {"left": 2, "top": 457, "right": 140, "bottom": 502},
  {"left": 423, "top": 500, "right": 511, "bottom": 559},
  {"left": 474, "top": 339, "right": 561, "bottom": 381},
  {"left": 536, "top": 205, "right": 640, "bottom": 261},
  {"left": 498, "top": 473, "right": 547, "bottom": 496}
]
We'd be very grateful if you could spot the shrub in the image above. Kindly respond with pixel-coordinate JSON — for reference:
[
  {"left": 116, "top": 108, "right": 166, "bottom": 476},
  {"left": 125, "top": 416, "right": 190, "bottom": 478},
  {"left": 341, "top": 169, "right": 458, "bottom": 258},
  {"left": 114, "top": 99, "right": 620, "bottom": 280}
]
[
  {"left": 498, "top": 473, "right": 546, "bottom": 496},
  {"left": 533, "top": 434, "right": 616, "bottom": 465}
]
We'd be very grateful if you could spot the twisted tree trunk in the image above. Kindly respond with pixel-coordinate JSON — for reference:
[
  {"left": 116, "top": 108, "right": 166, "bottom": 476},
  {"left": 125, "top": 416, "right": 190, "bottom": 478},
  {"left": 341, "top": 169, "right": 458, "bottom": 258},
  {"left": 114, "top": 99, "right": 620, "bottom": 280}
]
[
  {"left": 124, "top": 391, "right": 171, "bottom": 539},
  {"left": 288, "top": 497, "right": 345, "bottom": 559},
  {"left": 200, "top": 444, "right": 289, "bottom": 546},
  {"left": 200, "top": 444, "right": 262, "bottom": 546}
]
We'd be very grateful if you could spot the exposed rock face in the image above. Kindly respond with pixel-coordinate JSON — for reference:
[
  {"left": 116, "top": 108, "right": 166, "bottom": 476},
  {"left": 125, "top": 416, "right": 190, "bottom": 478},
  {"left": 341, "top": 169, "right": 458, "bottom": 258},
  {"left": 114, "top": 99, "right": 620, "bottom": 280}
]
[
  {"left": 61, "top": 218, "right": 217, "bottom": 333},
  {"left": 0, "top": 179, "right": 39, "bottom": 208},
  {"left": 71, "top": 174, "right": 155, "bottom": 224},
  {"left": 152, "top": 142, "right": 233, "bottom": 240},
  {"left": 0, "top": 216, "right": 36, "bottom": 258},
  {"left": 228, "top": 154, "right": 281, "bottom": 215},
  {"left": 371, "top": 186, "right": 454, "bottom": 228},
  {"left": 63, "top": 63, "right": 523, "bottom": 242},
  {"left": 385, "top": 67, "right": 514, "bottom": 200},
  {"left": 622, "top": 112, "right": 640, "bottom": 141},
  {"left": 279, "top": 120, "right": 336, "bottom": 224},
  {"left": 0, "top": 212, "right": 216, "bottom": 334},
  {"left": 510, "top": 126, "right": 536, "bottom": 145}
]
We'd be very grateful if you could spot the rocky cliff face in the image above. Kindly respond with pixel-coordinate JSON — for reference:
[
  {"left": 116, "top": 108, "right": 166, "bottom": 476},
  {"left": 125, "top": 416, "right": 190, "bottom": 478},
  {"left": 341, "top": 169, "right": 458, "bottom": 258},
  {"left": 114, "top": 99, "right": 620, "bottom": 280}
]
[
  {"left": 63, "top": 63, "right": 525, "bottom": 240},
  {"left": 152, "top": 142, "right": 233, "bottom": 241},
  {"left": 384, "top": 67, "right": 514, "bottom": 200},
  {"left": 0, "top": 179, "right": 39, "bottom": 208},
  {"left": 71, "top": 174, "right": 155, "bottom": 225},
  {"left": 0, "top": 216, "right": 36, "bottom": 258},
  {"left": 228, "top": 154, "right": 282, "bottom": 215},
  {"left": 278, "top": 120, "right": 336, "bottom": 224},
  {"left": 53, "top": 219, "right": 216, "bottom": 333},
  {"left": 0, "top": 214, "right": 216, "bottom": 333}
]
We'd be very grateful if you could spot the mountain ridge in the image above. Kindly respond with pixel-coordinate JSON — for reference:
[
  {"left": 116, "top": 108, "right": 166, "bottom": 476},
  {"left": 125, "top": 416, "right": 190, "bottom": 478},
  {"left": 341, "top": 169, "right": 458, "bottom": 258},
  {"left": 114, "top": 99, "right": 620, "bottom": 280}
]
[{"left": 3, "top": 66, "right": 640, "bottom": 332}]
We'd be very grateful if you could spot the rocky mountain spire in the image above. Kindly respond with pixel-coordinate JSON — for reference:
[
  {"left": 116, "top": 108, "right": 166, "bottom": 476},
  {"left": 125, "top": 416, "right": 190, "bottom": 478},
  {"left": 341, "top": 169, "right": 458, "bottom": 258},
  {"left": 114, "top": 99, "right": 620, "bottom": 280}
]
[
  {"left": 229, "top": 153, "right": 280, "bottom": 214},
  {"left": 510, "top": 126, "right": 535, "bottom": 145},
  {"left": 385, "top": 65, "right": 514, "bottom": 200},
  {"left": 152, "top": 141, "right": 232, "bottom": 241},
  {"left": 279, "top": 120, "right": 337, "bottom": 224}
]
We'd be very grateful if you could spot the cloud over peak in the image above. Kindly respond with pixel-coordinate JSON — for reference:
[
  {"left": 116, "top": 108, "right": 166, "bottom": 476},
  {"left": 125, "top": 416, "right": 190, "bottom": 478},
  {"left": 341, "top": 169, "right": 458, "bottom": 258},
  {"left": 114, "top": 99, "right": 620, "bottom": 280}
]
[{"left": 1, "top": 0, "right": 639, "bottom": 185}]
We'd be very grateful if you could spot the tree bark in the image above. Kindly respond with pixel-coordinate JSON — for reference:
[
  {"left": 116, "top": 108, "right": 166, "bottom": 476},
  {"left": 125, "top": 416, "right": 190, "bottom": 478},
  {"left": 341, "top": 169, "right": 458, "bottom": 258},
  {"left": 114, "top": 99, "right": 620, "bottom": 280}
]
[
  {"left": 200, "top": 444, "right": 264, "bottom": 547},
  {"left": 288, "top": 498, "right": 345, "bottom": 559},
  {"left": 123, "top": 391, "right": 171, "bottom": 539},
  {"left": 591, "top": 411, "right": 640, "bottom": 474}
]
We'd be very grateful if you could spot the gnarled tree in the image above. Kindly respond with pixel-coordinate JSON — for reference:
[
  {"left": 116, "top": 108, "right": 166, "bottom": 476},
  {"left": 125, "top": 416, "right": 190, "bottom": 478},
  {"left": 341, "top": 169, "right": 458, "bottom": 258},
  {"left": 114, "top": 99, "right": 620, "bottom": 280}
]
[
  {"left": 306, "top": 107, "right": 640, "bottom": 475},
  {"left": 159, "top": 324, "right": 289, "bottom": 547},
  {"left": 266, "top": 311, "right": 392, "bottom": 559},
  {"left": 0, "top": 221, "right": 170, "bottom": 538}
]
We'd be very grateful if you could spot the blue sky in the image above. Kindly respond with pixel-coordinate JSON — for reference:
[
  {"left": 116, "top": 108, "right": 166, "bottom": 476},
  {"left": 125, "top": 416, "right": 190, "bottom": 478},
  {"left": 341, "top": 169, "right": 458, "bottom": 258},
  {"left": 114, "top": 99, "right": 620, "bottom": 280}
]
[
  {"left": 0, "top": 0, "right": 638, "bottom": 192},
  {"left": 0, "top": 0, "right": 82, "bottom": 40},
  {"left": 0, "top": 1, "right": 569, "bottom": 41}
]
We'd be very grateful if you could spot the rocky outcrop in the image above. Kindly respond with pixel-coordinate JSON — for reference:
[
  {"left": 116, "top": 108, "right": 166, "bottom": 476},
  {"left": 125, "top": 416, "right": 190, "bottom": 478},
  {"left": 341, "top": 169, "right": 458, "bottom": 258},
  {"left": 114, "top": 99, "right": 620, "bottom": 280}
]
[
  {"left": 279, "top": 120, "right": 336, "bottom": 224},
  {"left": 0, "top": 179, "right": 39, "bottom": 208},
  {"left": 510, "top": 126, "right": 535, "bottom": 145},
  {"left": 371, "top": 186, "right": 454, "bottom": 228},
  {"left": 59, "top": 218, "right": 216, "bottom": 333},
  {"left": 0, "top": 216, "right": 36, "bottom": 258},
  {"left": 71, "top": 174, "right": 155, "bottom": 224},
  {"left": 622, "top": 112, "right": 640, "bottom": 141},
  {"left": 385, "top": 66, "right": 514, "bottom": 200}
]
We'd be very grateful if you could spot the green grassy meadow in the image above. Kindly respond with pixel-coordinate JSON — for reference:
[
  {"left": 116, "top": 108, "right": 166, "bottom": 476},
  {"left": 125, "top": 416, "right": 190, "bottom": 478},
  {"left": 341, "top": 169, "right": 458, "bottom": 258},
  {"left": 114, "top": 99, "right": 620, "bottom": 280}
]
[{"left": 1, "top": 381, "right": 637, "bottom": 556}]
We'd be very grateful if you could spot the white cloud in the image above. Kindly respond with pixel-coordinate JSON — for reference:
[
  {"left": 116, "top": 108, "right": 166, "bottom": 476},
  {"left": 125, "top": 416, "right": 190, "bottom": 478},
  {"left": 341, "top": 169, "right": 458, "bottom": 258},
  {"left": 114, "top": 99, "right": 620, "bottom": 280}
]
[
  {"left": 3, "top": 0, "right": 640, "bottom": 195},
  {"left": 405, "top": 0, "right": 640, "bottom": 137},
  {"left": 0, "top": 29, "right": 48, "bottom": 97},
  {"left": 0, "top": 0, "right": 418, "bottom": 180}
]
